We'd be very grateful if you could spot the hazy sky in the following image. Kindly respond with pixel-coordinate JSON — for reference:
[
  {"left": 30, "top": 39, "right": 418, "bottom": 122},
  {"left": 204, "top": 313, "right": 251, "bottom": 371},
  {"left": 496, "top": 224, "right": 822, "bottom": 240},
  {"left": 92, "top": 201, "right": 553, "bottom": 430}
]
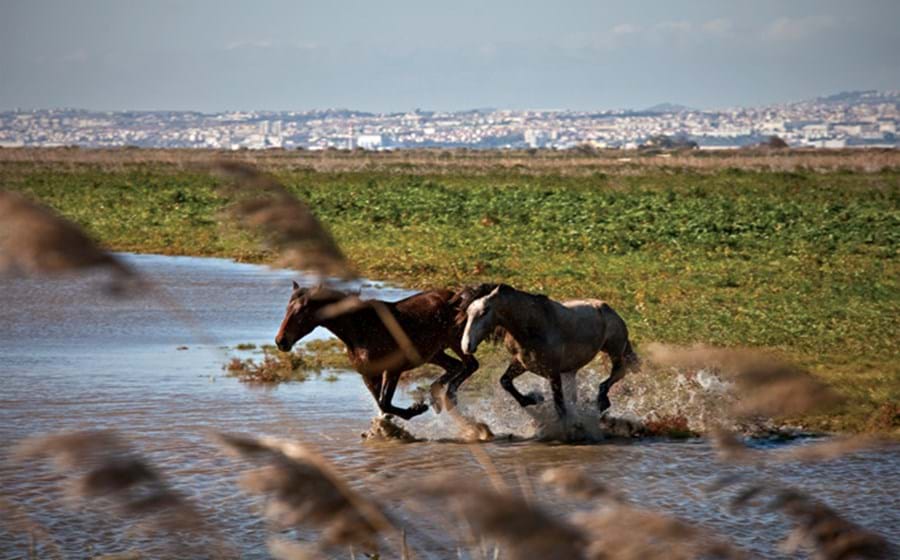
[{"left": 1, "top": 1, "right": 898, "bottom": 112}]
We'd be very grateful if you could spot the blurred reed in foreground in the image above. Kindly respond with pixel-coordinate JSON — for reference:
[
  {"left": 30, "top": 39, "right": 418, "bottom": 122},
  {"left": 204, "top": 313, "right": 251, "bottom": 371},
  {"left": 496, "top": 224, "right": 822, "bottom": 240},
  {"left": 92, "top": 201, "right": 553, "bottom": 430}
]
[
  {"left": 210, "top": 161, "right": 354, "bottom": 279},
  {"left": 0, "top": 191, "right": 138, "bottom": 293},
  {"left": 12, "top": 430, "right": 225, "bottom": 556}
]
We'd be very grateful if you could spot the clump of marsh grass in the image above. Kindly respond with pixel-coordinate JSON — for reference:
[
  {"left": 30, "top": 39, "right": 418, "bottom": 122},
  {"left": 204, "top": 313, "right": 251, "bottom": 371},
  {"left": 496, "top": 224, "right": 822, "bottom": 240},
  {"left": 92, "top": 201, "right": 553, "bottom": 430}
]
[
  {"left": 213, "top": 433, "right": 393, "bottom": 552},
  {"left": 210, "top": 161, "right": 354, "bottom": 279},
  {"left": 12, "top": 431, "right": 213, "bottom": 536},
  {"left": 0, "top": 191, "right": 137, "bottom": 293},
  {"left": 414, "top": 475, "right": 588, "bottom": 560},
  {"left": 224, "top": 348, "right": 309, "bottom": 383}
]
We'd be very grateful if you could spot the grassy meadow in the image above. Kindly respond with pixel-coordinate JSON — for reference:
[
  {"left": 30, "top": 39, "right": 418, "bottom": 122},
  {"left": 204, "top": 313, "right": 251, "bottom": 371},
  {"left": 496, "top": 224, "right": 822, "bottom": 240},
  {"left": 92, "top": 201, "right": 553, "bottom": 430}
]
[{"left": 1, "top": 148, "right": 898, "bottom": 432}]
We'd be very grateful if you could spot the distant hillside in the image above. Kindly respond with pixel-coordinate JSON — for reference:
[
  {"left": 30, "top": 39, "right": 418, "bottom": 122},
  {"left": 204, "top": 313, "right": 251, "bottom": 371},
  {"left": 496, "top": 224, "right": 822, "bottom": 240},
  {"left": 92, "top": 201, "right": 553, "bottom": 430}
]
[
  {"left": 811, "top": 90, "right": 900, "bottom": 106},
  {"left": 643, "top": 102, "right": 695, "bottom": 114}
]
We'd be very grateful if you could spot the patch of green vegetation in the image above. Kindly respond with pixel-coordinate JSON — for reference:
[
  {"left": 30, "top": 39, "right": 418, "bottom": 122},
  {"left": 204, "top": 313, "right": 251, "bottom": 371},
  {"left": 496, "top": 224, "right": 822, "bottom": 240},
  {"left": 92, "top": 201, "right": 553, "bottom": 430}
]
[
  {"left": 4, "top": 160, "right": 898, "bottom": 432},
  {"left": 224, "top": 349, "right": 309, "bottom": 383},
  {"left": 234, "top": 342, "right": 257, "bottom": 350}
]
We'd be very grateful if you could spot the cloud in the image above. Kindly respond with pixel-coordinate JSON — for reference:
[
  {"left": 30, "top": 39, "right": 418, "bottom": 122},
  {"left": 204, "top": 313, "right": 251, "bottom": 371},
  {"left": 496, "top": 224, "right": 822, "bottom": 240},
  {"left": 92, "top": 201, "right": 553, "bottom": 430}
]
[
  {"left": 61, "top": 49, "right": 88, "bottom": 63},
  {"left": 654, "top": 20, "right": 693, "bottom": 35},
  {"left": 764, "top": 15, "right": 836, "bottom": 41},
  {"left": 611, "top": 23, "right": 641, "bottom": 36},
  {"left": 701, "top": 18, "right": 733, "bottom": 37},
  {"left": 225, "top": 39, "right": 274, "bottom": 51}
]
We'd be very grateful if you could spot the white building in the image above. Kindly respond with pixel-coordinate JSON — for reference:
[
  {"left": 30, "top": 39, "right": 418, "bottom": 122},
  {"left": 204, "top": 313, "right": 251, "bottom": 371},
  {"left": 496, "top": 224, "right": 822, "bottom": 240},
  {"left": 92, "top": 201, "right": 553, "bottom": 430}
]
[{"left": 356, "top": 134, "right": 384, "bottom": 150}]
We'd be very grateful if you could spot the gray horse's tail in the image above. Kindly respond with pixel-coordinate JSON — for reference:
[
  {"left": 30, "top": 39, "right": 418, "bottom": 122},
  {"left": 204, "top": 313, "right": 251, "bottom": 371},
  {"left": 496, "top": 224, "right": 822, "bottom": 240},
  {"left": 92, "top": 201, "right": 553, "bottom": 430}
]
[{"left": 622, "top": 339, "right": 640, "bottom": 370}]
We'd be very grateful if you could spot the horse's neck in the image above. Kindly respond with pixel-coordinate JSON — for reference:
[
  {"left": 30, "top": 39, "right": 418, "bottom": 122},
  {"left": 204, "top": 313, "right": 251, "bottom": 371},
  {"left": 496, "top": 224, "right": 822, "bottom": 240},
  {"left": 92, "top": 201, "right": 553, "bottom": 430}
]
[
  {"left": 496, "top": 292, "right": 551, "bottom": 344},
  {"left": 319, "top": 304, "right": 376, "bottom": 349}
]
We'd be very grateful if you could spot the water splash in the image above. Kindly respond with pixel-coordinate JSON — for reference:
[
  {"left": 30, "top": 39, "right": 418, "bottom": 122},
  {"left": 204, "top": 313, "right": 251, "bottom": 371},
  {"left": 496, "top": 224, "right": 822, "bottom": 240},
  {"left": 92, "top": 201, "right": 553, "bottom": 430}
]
[{"left": 397, "top": 357, "right": 758, "bottom": 442}]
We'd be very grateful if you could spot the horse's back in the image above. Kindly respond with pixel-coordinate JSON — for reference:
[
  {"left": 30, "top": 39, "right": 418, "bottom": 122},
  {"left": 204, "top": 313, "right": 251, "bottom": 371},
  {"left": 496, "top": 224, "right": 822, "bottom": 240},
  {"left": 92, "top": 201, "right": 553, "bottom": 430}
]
[
  {"left": 390, "top": 289, "right": 458, "bottom": 338},
  {"left": 558, "top": 298, "right": 630, "bottom": 354}
]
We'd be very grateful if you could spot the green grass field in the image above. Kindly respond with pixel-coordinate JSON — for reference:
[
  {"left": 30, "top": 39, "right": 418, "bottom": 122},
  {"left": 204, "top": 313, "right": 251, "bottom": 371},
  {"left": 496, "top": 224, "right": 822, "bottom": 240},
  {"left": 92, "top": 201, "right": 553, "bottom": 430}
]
[{"left": 2, "top": 150, "right": 897, "bottom": 432}]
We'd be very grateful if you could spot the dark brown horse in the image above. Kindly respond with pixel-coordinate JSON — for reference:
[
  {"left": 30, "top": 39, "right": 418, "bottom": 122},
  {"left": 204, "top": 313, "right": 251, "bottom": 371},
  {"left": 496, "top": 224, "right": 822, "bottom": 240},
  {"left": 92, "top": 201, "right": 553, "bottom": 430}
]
[{"left": 275, "top": 282, "right": 478, "bottom": 420}]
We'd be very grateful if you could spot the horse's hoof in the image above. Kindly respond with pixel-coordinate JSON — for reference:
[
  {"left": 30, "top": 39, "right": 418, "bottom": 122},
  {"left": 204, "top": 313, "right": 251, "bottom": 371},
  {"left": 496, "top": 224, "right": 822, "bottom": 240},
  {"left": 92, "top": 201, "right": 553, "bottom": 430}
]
[{"left": 523, "top": 391, "right": 545, "bottom": 406}]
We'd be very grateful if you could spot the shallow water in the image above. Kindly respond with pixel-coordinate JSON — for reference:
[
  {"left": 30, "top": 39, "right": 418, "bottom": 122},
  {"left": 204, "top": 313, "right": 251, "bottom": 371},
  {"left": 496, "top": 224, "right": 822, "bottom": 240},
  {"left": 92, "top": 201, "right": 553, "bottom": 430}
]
[{"left": 0, "top": 254, "right": 897, "bottom": 559}]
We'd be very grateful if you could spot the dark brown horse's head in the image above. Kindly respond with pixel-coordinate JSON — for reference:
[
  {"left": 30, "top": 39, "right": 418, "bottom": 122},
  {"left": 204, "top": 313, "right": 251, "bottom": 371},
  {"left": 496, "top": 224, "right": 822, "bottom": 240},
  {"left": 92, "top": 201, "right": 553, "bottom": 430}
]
[{"left": 274, "top": 281, "right": 347, "bottom": 351}]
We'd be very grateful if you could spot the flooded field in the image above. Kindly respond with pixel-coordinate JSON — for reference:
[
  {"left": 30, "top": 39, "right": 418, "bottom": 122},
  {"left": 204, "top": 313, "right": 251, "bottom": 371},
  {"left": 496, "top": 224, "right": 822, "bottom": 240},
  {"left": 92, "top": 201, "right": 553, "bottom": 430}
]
[{"left": 1, "top": 254, "right": 897, "bottom": 559}]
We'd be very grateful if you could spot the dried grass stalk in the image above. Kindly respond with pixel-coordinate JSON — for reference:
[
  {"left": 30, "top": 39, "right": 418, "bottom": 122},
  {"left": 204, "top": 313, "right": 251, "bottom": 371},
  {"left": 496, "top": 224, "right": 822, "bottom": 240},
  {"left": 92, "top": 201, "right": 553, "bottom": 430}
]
[
  {"left": 214, "top": 433, "right": 391, "bottom": 550},
  {"left": 415, "top": 476, "right": 587, "bottom": 560},
  {"left": 210, "top": 161, "right": 353, "bottom": 278},
  {"left": 645, "top": 343, "right": 842, "bottom": 418},
  {"left": 725, "top": 483, "right": 893, "bottom": 559},
  {"left": 572, "top": 507, "right": 746, "bottom": 560},
  {"left": 0, "top": 191, "right": 136, "bottom": 292},
  {"left": 316, "top": 294, "right": 423, "bottom": 369},
  {"left": 540, "top": 467, "right": 620, "bottom": 502},
  {"left": 12, "top": 431, "right": 210, "bottom": 534},
  {"left": 712, "top": 429, "right": 887, "bottom": 465},
  {"left": 543, "top": 467, "right": 746, "bottom": 560},
  {"left": 266, "top": 537, "right": 318, "bottom": 560}
]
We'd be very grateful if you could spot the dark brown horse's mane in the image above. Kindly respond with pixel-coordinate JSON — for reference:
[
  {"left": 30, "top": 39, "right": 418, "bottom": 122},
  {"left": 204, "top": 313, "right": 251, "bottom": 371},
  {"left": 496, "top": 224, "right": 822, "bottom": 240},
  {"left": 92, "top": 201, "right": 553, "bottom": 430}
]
[
  {"left": 450, "top": 283, "right": 510, "bottom": 343},
  {"left": 449, "top": 283, "right": 499, "bottom": 323}
]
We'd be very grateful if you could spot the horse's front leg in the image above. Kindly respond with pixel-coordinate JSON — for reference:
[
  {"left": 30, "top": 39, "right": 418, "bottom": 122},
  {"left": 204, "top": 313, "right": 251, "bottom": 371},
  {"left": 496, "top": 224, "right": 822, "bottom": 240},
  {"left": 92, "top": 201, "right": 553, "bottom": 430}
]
[
  {"left": 500, "top": 361, "right": 543, "bottom": 407},
  {"left": 378, "top": 371, "right": 429, "bottom": 420}
]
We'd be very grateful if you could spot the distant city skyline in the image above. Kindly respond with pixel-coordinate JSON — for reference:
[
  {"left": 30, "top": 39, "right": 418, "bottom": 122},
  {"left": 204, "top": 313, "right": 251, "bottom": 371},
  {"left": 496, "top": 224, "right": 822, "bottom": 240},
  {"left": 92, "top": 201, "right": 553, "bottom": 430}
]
[{"left": 1, "top": 1, "right": 899, "bottom": 112}]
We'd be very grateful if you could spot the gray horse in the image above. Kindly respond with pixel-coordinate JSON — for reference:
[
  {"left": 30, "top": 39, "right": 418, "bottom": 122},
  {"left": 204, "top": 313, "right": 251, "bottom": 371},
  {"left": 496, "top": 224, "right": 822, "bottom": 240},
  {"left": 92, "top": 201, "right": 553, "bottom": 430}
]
[{"left": 453, "top": 284, "right": 639, "bottom": 421}]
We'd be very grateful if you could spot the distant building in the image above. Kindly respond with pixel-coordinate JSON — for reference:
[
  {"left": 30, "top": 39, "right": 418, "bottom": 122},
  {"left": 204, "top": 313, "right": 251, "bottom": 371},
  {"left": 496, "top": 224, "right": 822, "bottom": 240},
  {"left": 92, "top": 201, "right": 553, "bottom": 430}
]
[
  {"left": 356, "top": 133, "right": 384, "bottom": 150},
  {"left": 524, "top": 129, "right": 549, "bottom": 148}
]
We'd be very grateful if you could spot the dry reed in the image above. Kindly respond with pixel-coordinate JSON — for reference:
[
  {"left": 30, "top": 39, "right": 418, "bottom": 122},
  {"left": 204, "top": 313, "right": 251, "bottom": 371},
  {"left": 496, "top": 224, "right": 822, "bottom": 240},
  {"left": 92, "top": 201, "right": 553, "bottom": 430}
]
[
  {"left": 214, "top": 432, "right": 393, "bottom": 551},
  {"left": 0, "top": 191, "right": 137, "bottom": 293},
  {"left": 12, "top": 431, "right": 212, "bottom": 535},
  {"left": 542, "top": 467, "right": 746, "bottom": 560},
  {"left": 415, "top": 475, "right": 587, "bottom": 560},
  {"left": 210, "top": 161, "right": 354, "bottom": 279},
  {"left": 720, "top": 481, "right": 893, "bottom": 560}
]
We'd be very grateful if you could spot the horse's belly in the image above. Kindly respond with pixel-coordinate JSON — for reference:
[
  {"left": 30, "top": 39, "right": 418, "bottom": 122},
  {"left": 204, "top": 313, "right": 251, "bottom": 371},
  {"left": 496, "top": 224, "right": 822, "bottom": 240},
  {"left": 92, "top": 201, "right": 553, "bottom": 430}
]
[{"left": 518, "top": 347, "right": 597, "bottom": 374}]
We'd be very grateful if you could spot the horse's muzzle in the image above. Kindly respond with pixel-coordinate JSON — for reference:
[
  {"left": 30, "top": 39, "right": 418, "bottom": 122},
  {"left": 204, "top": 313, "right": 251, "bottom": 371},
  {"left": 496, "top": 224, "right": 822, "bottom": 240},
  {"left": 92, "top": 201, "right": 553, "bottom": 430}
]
[{"left": 275, "top": 338, "right": 292, "bottom": 352}]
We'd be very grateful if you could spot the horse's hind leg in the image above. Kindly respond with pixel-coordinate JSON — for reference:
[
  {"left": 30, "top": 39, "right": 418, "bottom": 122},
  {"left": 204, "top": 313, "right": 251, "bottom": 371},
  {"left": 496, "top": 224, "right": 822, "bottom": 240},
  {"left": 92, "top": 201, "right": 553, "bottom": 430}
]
[
  {"left": 500, "top": 361, "right": 543, "bottom": 407},
  {"left": 549, "top": 372, "right": 568, "bottom": 421},
  {"left": 597, "top": 357, "right": 627, "bottom": 413}
]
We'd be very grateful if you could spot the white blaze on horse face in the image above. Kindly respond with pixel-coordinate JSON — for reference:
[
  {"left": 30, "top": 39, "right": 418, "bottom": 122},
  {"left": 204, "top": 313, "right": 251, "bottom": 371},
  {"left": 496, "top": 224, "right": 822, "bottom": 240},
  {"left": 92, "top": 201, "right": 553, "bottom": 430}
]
[{"left": 462, "top": 296, "right": 494, "bottom": 354}]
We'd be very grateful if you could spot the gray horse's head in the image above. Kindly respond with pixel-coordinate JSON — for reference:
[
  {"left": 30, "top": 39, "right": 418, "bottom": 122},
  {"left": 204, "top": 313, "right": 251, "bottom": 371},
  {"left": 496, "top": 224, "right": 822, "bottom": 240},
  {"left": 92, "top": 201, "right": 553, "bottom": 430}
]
[{"left": 461, "top": 285, "right": 504, "bottom": 354}]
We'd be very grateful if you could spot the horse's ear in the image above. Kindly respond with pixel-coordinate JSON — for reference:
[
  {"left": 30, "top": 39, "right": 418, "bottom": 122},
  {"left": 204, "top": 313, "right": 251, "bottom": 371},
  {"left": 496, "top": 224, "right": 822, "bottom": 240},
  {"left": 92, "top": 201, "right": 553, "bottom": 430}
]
[{"left": 292, "top": 280, "right": 300, "bottom": 291}]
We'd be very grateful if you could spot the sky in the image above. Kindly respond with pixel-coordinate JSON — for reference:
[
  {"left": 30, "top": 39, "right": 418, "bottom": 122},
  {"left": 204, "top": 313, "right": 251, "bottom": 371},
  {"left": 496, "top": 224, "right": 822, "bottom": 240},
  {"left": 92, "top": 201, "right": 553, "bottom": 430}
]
[{"left": 1, "top": 1, "right": 899, "bottom": 112}]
